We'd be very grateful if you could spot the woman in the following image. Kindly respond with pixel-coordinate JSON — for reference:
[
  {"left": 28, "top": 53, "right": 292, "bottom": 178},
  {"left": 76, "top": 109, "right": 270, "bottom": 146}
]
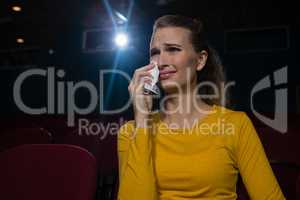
[{"left": 117, "top": 15, "right": 285, "bottom": 200}]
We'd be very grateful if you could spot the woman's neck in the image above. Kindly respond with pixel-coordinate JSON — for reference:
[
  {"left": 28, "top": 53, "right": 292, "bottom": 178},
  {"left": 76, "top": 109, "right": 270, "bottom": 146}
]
[{"left": 161, "top": 90, "right": 213, "bottom": 125}]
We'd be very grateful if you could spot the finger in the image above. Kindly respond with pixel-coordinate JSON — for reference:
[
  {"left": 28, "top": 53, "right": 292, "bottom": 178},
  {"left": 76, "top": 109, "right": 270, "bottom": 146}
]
[
  {"left": 134, "top": 77, "right": 152, "bottom": 92},
  {"left": 141, "top": 77, "right": 152, "bottom": 85},
  {"left": 128, "top": 82, "right": 133, "bottom": 92},
  {"left": 133, "top": 71, "right": 153, "bottom": 85},
  {"left": 136, "top": 82, "right": 149, "bottom": 95},
  {"left": 135, "top": 70, "right": 154, "bottom": 78},
  {"left": 129, "top": 76, "right": 151, "bottom": 95},
  {"left": 133, "top": 76, "right": 151, "bottom": 90},
  {"left": 132, "top": 63, "right": 155, "bottom": 83},
  {"left": 135, "top": 63, "right": 155, "bottom": 72}
]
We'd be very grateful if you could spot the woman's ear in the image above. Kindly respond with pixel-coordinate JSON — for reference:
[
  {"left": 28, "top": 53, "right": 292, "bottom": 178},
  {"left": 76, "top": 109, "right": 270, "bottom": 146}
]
[{"left": 196, "top": 50, "right": 208, "bottom": 71}]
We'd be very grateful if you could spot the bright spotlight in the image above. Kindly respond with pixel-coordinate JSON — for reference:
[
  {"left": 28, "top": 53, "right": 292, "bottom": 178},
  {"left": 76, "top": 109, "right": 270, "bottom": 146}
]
[
  {"left": 16, "top": 38, "right": 24, "bottom": 44},
  {"left": 12, "top": 6, "right": 22, "bottom": 12},
  {"left": 114, "top": 32, "right": 128, "bottom": 48}
]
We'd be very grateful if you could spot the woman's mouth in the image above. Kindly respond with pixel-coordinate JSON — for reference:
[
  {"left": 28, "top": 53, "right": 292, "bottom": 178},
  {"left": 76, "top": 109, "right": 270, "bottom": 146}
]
[{"left": 159, "top": 70, "right": 177, "bottom": 80}]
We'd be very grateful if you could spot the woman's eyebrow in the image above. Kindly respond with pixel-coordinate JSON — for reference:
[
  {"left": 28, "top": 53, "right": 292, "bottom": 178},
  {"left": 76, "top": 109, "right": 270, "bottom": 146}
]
[
  {"left": 150, "top": 43, "right": 182, "bottom": 54},
  {"left": 164, "top": 43, "right": 182, "bottom": 47}
]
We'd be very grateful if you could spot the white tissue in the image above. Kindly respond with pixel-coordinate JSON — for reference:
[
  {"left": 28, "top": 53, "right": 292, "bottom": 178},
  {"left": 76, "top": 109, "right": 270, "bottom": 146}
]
[{"left": 144, "top": 61, "right": 159, "bottom": 94}]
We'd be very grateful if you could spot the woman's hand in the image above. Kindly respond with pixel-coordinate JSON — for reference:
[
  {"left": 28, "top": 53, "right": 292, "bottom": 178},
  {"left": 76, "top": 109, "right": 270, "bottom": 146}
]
[{"left": 128, "top": 63, "right": 155, "bottom": 127}]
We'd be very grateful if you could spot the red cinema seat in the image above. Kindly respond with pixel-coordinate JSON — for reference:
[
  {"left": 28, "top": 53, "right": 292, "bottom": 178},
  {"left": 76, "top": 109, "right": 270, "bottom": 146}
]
[{"left": 0, "top": 144, "right": 97, "bottom": 200}]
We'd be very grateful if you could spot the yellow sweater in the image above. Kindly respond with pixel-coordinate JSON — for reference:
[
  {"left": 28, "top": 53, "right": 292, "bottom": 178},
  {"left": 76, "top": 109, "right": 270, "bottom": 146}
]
[{"left": 117, "top": 105, "right": 285, "bottom": 200}]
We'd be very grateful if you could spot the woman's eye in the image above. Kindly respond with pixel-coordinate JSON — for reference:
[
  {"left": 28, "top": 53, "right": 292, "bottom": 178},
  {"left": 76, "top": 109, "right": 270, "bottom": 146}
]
[
  {"left": 150, "top": 50, "right": 159, "bottom": 57},
  {"left": 150, "top": 52, "right": 157, "bottom": 57},
  {"left": 166, "top": 47, "right": 181, "bottom": 52},
  {"left": 150, "top": 47, "right": 180, "bottom": 57}
]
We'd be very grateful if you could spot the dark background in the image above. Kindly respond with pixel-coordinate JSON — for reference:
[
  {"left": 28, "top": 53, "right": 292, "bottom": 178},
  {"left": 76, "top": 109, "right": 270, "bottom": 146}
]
[
  {"left": 0, "top": 1, "right": 299, "bottom": 199},
  {"left": 0, "top": 0, "right": 298, "bottom": 119}
]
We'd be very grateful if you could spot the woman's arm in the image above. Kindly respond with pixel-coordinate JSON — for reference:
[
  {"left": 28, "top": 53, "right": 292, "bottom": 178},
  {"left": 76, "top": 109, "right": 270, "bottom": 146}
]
[
  {"left": 117, "top": 121, "right": 158, "bottom": 200},
  {"left": 236, "top": 113, "right": 286, "bottom": 199}
]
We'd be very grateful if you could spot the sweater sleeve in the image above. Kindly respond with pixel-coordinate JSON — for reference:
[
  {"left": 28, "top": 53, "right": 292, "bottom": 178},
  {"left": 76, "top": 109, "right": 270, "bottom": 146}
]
[
  {"left": 236, "top": 113, "right": 286, "bottom": 200},
  {"left": 117, "top": 121, "right": 158, "bottom": 200}
]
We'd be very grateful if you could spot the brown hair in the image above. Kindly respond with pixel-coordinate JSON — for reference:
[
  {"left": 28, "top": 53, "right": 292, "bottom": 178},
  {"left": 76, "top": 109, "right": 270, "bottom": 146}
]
[{"left": 153, "top": 15, "right": 229, "bottom": 106}]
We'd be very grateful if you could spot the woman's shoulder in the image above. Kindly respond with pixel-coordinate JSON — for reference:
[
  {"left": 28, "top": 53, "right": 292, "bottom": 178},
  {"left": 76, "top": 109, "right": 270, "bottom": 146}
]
[
  {"left": 119, "top": 112, "right": 160, "bottom": 130},
  {"left": 118, "top": 112, "right": 159, "bottom": 137},
  {"left": 118, "top": 120, "right": 135, "bottom": 138},
  {"left": 213, "top": 105, "right": 252, "bottom": 126},
  {"left": 117, "top": 120, "right": 136, "bottom": 151},
  {"left": 212, "top": 105, "right": 257, "bottom": 141}
]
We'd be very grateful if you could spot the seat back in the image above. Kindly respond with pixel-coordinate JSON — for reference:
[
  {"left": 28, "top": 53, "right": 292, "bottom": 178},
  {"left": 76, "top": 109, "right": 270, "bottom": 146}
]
[{"left": 0, "top": 144, "right": 97, "bottom": 200}]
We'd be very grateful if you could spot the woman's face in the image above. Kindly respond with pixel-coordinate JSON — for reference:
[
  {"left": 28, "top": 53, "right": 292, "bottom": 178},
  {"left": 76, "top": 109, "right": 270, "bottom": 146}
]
[{"left": 150, "top": 27, "right": 206, "bottom": 93}]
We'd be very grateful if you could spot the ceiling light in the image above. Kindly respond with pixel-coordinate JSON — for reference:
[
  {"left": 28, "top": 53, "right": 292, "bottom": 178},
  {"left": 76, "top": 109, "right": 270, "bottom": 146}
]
[
  {"left": 12, "top": 6, "right": 22, "bottom": 12},
  {"left": 16, "top": 38, "right": 24, "bottom": 44}
]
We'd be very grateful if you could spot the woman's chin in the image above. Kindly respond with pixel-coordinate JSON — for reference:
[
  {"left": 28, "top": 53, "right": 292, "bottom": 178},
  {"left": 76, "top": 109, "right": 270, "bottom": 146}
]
[{"left": 160, "top": 82, "right": 181, "bottom": 94}]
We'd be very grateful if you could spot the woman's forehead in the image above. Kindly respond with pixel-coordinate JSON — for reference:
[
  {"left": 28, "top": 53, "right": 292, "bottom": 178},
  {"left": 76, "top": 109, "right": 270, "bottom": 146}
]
[{"left": 150, "top": 27, "right": 191, "bottom": 47}]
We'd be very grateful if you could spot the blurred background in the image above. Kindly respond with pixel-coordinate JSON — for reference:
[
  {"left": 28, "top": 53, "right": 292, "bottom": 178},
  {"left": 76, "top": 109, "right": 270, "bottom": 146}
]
[{"left": 0, "top": 0, "right": 299, "bottom": 199}]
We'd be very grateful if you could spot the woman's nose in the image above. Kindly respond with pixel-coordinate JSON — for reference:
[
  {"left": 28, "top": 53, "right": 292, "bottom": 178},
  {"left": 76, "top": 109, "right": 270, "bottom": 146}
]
[{"left": 157, "top": 54, "right": 169, "bottom": 69}]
